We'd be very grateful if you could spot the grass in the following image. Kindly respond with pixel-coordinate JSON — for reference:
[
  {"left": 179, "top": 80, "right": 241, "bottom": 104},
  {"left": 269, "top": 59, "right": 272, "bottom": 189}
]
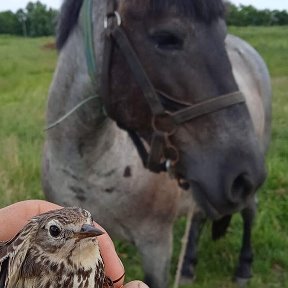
[
  {"left": 0, "top": 35, "right": 56, "bottom": 205},
  {"left": 0, "top": 26, "right": 287, "bottom": 287}
]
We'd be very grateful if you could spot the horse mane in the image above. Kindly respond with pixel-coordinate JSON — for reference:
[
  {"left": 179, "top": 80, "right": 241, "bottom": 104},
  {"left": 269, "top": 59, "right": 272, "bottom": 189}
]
[
  {"left": 56, "top": 0, "right": 225, "bottom": 50},
  {"left": 56, "top": 0, "right": 84, "bottom": 50}
]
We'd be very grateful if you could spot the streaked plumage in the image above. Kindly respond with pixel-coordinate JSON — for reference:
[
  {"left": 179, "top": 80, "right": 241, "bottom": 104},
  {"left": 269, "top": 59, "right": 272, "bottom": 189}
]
[{"left": 0, "top": 207, "right": 113, "bottom": 288}]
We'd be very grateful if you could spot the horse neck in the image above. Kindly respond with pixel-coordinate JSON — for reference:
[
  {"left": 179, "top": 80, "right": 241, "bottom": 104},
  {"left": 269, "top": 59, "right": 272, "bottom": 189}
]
[{"left": 46, "top": 0, "right": 117, "bottom": 153}]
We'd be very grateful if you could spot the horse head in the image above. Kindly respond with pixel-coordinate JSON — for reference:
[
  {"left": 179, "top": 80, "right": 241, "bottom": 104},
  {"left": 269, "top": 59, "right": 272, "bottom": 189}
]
[{"left": 102, "top": 0, "right": 266, "bottom": 219}]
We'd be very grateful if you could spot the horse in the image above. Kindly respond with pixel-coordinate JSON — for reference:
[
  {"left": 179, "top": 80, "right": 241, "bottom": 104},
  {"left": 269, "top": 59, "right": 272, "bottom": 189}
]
[{"left": 42, "top": 0, "right": 271, "bottom": 287}]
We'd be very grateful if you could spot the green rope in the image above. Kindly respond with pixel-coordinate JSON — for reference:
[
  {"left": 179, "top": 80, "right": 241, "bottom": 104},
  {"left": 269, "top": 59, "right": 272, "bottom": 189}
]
[
  {"left": 45, "top": 96, "right": 100, "bottom": 131},
  {"left": 82, "top": 0, "right": 97, "bottom": 81}
]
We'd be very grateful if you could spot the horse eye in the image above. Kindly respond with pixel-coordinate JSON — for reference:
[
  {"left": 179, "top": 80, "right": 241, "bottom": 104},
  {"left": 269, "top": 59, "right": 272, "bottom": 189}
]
[
  {"left": 151, "top": 31, "right": 184, "bottom": 51},
  {"left": 49, "top": 225, "right": 61, "bottom": 237}
]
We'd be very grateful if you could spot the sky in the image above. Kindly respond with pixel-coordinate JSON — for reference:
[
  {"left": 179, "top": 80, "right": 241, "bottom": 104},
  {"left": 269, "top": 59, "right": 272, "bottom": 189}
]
[{"left": 0, "top": 0, "right": 287, "bottom": 12}]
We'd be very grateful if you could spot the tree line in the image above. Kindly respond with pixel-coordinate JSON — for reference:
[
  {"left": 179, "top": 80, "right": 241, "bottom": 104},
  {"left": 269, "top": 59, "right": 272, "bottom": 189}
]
[
  {"left": 0, "top": 1, "right": 288, "bottom": 37},
  {"left": 226, "top": 3, "right": 288, "bottom": 26},
  {"left": 0, "top": 2, "right": 57, "bottom": 37}
]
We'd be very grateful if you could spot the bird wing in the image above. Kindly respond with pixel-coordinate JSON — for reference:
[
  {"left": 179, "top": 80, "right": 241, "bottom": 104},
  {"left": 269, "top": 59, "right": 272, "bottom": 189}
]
[
  {"left": 103, "top": 276, "right": 114, "bottom": 288},
  {"left": 0, "top": 236, "right": 19, "bottom": 288},
  {"left": 0, "top": 222, "right": 35, "bottom": 287},
  {"left": 0, "top": 257, "right": 8, "bottom": 288}
]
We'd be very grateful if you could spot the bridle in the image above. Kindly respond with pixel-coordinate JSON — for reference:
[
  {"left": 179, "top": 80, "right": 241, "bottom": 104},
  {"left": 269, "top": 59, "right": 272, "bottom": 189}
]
[{"left": 82, "top": 0, "right": 246, "bottom": 174}]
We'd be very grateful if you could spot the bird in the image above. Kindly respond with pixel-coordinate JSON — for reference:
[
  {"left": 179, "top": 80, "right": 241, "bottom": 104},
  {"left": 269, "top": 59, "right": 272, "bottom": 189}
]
[{"left": 0, "top": 207, "right": 115, "bottom": 288}]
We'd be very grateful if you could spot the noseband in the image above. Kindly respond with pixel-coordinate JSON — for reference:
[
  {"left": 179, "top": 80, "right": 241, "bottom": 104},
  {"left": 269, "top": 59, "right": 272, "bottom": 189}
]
[{"left": 82, "top": 0, "right": 245, "bottom": 174}]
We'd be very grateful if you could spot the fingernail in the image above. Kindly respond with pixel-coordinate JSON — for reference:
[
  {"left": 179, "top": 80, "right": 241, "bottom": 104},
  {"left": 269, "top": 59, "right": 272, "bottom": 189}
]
[
  {"left": 118, "top": 257, "right": 124, "bottom": 269},
  {"left": 123, "top": 280, "right": 149, "bottom": 288},
  {"left": 138, "top": 282, "right": 149, "bottom": 288}
]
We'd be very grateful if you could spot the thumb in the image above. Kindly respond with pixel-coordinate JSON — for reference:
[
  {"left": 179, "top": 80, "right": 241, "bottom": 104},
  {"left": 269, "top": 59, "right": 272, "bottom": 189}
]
[{"left": 124, "top": 281, "right": 149, "bottom": 288}]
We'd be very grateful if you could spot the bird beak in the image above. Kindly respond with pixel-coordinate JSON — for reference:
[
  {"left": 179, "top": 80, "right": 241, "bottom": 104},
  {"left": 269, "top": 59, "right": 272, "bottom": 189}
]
[{"left": 75, "top": 224, "right": 105, "bottom": 239}]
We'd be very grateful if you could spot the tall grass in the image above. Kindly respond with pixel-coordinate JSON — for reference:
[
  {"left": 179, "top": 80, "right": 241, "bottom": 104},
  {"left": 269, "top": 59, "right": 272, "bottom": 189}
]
[
  {"left": 0, "top": 27, "right": 287, "bottom": 287},
  {"left": 0, "top": 36, "right": 56, "bottom": 206}
]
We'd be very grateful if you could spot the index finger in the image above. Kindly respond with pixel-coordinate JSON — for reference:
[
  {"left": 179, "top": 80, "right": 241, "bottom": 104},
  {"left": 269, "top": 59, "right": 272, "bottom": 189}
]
[{"left": 94, "top": 223, "right": 125, "bottom": 287}]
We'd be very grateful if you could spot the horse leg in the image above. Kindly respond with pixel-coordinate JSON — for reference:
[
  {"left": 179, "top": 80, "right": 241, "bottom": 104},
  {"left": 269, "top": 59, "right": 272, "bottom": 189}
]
[
  {"left": 235, "top": 199, "right": 257, "bottom": 285},
  {"left": 136, "top": 225, "right": 173, "bottom": 288},
  {"left": 180, "top": 211, "right": 206, "bottom": 284}
]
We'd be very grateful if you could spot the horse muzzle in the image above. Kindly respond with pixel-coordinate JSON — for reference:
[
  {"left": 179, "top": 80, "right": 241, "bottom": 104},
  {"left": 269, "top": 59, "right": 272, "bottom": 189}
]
[{"left": 175, "top": 153, "right": 266, "bottom": 220}]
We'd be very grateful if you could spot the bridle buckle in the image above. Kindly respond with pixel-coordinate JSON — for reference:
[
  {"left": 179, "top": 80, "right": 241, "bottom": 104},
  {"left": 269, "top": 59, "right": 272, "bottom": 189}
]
[
  {"left": 152, "top": 112, "right": 177, "bottom": 136},
  {"left": 104, "top": 11, "right": 122, "bottom": 29}
]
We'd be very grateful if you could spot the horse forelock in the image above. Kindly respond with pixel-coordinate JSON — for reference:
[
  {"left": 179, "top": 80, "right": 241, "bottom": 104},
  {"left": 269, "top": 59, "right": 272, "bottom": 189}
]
[
  {"left": 56, "top": 0, "right": 225, "bottom": 51},
  {"left": 146, "top": 0, "right": 225, "bottom": 21}
]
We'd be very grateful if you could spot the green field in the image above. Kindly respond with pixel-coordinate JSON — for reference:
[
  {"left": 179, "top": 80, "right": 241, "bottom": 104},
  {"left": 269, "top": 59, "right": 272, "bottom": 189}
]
[{"left": 0, "top": 27, "right": 287, "bottom": 287}]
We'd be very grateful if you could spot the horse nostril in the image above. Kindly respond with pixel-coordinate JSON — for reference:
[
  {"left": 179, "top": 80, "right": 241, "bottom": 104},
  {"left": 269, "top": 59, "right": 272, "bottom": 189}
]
[{"left": 230, "top": 173, "right": 254, "bottom": 203}]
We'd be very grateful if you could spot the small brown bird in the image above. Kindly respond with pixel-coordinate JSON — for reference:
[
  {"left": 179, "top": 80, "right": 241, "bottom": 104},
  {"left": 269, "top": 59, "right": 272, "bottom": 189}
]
[{"left": 0, "top": 207, "right": 114, "bottom": 288}]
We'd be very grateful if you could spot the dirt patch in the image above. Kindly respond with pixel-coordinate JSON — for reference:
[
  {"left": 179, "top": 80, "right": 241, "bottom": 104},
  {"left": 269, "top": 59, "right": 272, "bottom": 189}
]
[{"left": 42, "top": 42, "right": 56, "bottom": 50}]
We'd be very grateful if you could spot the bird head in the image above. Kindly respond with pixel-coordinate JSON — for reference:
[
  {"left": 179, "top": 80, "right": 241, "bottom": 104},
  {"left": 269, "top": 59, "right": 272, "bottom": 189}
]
[
  {"left": 0, "top": 207, "right": 105, "bottom": 286},
  {"left": 32, "top": 207, "right": 104, "bottom": 256}
]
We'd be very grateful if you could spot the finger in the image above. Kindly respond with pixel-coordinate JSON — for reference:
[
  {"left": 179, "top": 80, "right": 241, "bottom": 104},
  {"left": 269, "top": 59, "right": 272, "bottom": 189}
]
[
  {"left": 37, "top": 200, "right": 62, "bottom": 214},
  {"left": 0, "top": 200, "right": 61, "bottom": 241},
  {"left": 124, "top": 281, "right": 150, "bottom": 288},
  {"left": 93, "top": 222, "right": 125, "bottom": 288}
]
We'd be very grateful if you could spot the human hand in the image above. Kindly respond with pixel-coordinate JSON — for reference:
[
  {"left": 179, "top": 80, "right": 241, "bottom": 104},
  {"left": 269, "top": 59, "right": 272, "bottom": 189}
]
[{"left": 0, "top": 200, "right": 149, "bottom": 288}]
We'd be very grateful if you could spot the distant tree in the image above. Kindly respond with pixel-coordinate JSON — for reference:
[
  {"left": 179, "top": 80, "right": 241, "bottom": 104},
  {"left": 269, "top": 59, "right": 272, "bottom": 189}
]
[
  {"left": 226, "top": 2, "right": 288, "bottom": 26},
  {"left": 0, "top": 11, "right": 22, "bottom": 35},
  {"left": 271, "top": 10, "right": 288, "bottom": 25},
  {"left": 16, "top": 9, "right": 28, "bottom": 37},
  {"left": 0, "top": 1, "right": 287, "bottom": 36},
  {"left": 25, "top": 1, "right": 57, "bottom": 37},
  {"left": 0, "top": 1, "right": 58, "bottom": 36},
  {"left": 226, "top": 2, "right": 243, "bottom": 26}
]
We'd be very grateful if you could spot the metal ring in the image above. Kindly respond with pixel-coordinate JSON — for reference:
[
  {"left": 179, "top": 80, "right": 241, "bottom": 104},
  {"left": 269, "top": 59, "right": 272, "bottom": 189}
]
[
  {"left": 166, "top": 159, "right": 172, "bottom": 171},
  {"left": 152, "top": 112, "right": 177, "bottom": 136},
  {"left": 104, "top": 11, "right": 122, "bottom": 29},
  {"left": 164, "top": 145, "right": 179, "bottom": 164}
]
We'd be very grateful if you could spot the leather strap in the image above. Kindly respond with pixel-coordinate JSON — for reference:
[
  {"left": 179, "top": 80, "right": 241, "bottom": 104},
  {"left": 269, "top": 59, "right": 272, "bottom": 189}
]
[
  {"left": 172, "top": 91, "right": 245, "bottom": 124},
  {"left": 128, "top": 130, "right": 167, "bottom": 173},
  {"left": 126, "top": 92, "right": 245, "bottom": 173},
  {"left": 107, "top": 0, "right": 115, "bottom": 15},
  {"left": 101, "top": 31, "right": 113, "bottom": 111},
  {"left": 148, "top": 131, "right": 166, "bottom": 172},
  {"left": 111, "top": 26, "right": 165, "bottom": 116}
]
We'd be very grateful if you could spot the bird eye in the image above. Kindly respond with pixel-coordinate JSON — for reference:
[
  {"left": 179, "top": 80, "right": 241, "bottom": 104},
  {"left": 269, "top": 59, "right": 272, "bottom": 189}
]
[{"left": 49, "top": 225, "right": 61, "bottom": 237}]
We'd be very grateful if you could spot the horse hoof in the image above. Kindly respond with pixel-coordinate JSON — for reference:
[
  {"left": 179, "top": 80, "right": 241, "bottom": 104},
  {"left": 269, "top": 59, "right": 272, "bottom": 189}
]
[
  {"left": 234, "top": 277, "right": 249, "bottom": 288},
  {"left": 179, "top": 274, "right": 196, "bottom": 286}
]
